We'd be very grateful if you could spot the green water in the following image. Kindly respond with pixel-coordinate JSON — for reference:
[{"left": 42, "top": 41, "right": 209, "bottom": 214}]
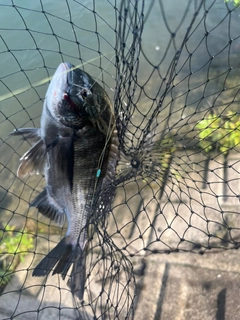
[{"left": 1, "top": 0, "right": 237, "bottom": 127}]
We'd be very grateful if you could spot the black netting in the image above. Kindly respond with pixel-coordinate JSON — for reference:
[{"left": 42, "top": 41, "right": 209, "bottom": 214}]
[{"left": 1, "top": 0, "right": 240, "bottom": 319}]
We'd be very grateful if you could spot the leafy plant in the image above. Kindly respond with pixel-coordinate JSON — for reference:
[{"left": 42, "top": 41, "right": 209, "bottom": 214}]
[
  {"left": 141, "top": 136, "right": 181, "bottom": 199},
  {"left": 196, "top": 111, "right": 240, "bottom": 154},
  {"left": 225, "top": 0, "right": 240, "bottom": 6},
  {"left": 0, "top": 225, "right": 34, "bottom": 292}
]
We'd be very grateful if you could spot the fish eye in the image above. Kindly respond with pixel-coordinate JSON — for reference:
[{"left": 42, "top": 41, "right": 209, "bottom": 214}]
[
  {"left": 81, "top": 91, "right": 87, "bottom": 98},
  {"left": 81, "top": 89, "right": 91, "bottom": 99}
]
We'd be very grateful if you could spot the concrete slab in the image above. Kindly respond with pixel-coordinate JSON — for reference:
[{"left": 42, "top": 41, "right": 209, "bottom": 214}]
[
  {"left": 0, "top": 291, "right": 40, "bottom": 320},
  {"left": 1, "top": 151, "right": 240, "bottom": 319},
  {"left": 134, "top": 260, "right": 166, "bottom": 320},
  {"left": 133, "top": 255, "right": 240, "bottom": 320}
]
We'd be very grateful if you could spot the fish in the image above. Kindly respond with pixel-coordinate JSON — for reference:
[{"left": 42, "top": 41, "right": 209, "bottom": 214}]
[{"left": 10, "top": 62, "right": 120, "bottom": 300}]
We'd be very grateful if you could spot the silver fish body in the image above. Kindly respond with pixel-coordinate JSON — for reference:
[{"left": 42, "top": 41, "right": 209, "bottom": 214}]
[{"left": 11, "top": 62, "right": 120, "bottom": 299}]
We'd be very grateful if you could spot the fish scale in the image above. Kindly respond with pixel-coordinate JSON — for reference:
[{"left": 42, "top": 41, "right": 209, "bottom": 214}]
[
  {"left": 10, "top": 62, "right": 120, "bottom": 300},
  {"left": 70, "top": 132, "right": 106, "bottom": 248}
]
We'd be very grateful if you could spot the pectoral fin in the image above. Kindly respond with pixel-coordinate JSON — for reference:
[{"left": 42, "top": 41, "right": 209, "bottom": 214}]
[
  {"left": 17, "top": 138, "right": 46, "bottom": 178},
  {"left": 30, "top": 188, "right": 65, "bottom": 225},
  {"left": 10, "top": 127, "right": 46, "bottom": 178}
]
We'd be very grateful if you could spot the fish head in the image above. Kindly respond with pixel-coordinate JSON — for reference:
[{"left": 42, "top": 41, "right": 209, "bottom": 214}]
[
  {"left": 45, "top": 62, "right": 112, "bottom": 129},
  {"left": 45, "top": 62, "right": 92, "bottom": 128},
  {"left": 45, "top": 63, "right": 70, "bottom": 121}
]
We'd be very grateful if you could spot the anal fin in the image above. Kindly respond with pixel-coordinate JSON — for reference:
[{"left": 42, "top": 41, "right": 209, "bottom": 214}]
[{"left": 30, "top": 189, "right": 65, "bottom": 225}]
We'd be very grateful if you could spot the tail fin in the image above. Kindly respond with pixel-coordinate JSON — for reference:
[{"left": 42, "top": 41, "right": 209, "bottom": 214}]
[
  {"left": 68, "top": 250, "right": 86, "bottom": 300},
  {"left": 32, "top": 237, "right": 86, "bottom": 300}
]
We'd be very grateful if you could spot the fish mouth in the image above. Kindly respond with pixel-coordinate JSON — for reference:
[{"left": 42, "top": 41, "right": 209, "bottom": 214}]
[
  {"left": 64, "top": 62, "right": 74, "bottom": 87},
  {"left": 48, "top": 62, "right": 92, "bottom": 102},
  {"left": 64, "top": 63, "right": 93, "bottom": 107},
  {"left": 64, "top": 62, "right": 74, "bottom": 70},
  {"left": 50, "top": 62, "right": 76, "bottom": 96},
  {"left": 46, "top": 62, "right": 94, "bottom": 124},
  {"left": 64, "top": 62, "right": 91, "bottom": 92},
  {"left": 45, "top": 62, "right": 69, "bottom": 113},
  {"left": 63, "top": 63, "right": 86, "bottom": 111}
]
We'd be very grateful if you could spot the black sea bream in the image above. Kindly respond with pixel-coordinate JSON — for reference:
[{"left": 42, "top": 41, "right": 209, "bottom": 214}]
[{"left": 11, "top": 62, "right": 119, "bottom": 299}]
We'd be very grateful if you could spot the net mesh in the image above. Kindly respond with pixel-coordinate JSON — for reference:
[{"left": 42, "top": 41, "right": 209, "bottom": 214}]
[{"left": 1, "top": 0, "right": 240, "bottom": 319}]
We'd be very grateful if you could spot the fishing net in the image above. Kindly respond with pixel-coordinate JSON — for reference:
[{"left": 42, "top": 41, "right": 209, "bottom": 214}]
[{"left": 1, "top": 0, "right": 240, "bottom": 319}]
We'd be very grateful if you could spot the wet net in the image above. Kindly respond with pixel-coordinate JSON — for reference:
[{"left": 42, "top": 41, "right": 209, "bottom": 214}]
[{"left": 1, "top": 0, "right": 240, "bottom": 319}]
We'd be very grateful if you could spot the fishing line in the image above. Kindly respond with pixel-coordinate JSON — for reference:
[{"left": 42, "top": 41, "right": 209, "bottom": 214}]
[
  {"left": 91, "top": 53, "right": 121, "bottom": 175},
  {"left": 88, "top": 54, "right": 115, "bottom": 91},
  {"left": 97, "top": 115, "right": 115, "bottom": 174},
  {"left": 0, "top": 52, "right": 114, "bottom": 102},
  {"left": 65, "top": 52, "right": 115, "bottom": 96},
  {"left": 91, "top": 113, "right": 116, "bottom": 210},
  {"left": 78, "top": 52, "right": 117, "bottom": 211}
]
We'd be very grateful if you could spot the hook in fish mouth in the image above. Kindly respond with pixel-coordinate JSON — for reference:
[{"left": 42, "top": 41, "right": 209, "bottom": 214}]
[
  {"left": 61, "top": 62, "right": 95, "bottom": 114},
  {"left": 47, "top": 62, "right": 111, "bottom": 129}
]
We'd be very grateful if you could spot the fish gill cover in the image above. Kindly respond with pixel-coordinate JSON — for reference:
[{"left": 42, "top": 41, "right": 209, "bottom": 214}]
[{"left": 0, "top": 0, "right": 240, "bottom": 319}]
